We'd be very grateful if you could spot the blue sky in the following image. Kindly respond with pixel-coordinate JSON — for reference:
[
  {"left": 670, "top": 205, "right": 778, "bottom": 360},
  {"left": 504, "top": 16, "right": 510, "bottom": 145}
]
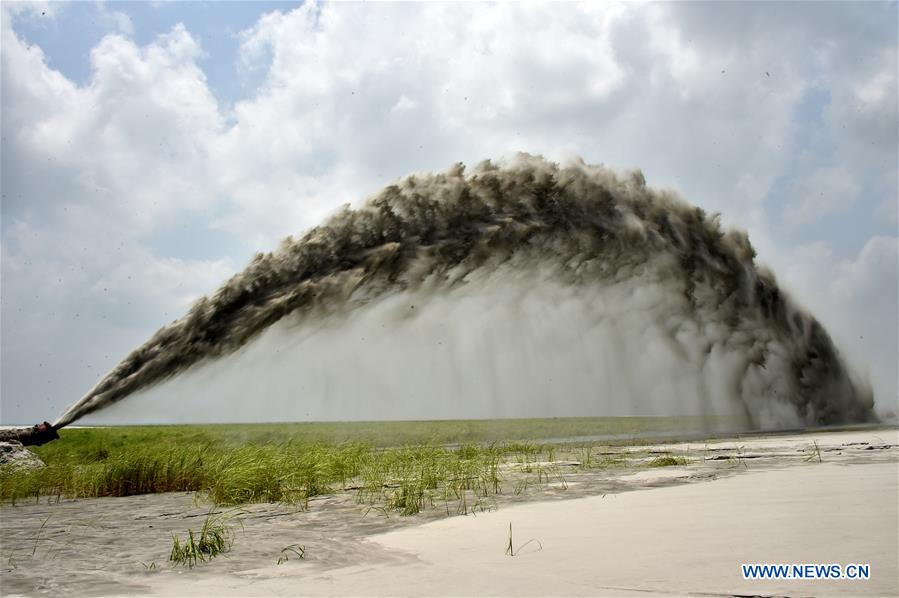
[
  {"left": 11, "top": 1, "right": 298, "bottom": 104},
  {"left": 1, "top": 1, "right": 896, "bottom": 424}
]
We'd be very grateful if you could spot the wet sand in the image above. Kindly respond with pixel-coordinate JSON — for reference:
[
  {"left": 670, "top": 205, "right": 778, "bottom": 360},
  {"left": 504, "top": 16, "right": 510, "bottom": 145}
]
[{"left": 2, "top": 427, "right": 897, "bottom": 597}]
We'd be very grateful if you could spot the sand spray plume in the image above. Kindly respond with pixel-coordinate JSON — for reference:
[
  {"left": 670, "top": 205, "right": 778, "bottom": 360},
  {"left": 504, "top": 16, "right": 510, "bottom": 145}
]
[{"left": 53, "top": 155, "right": 875, "bottom": 429}]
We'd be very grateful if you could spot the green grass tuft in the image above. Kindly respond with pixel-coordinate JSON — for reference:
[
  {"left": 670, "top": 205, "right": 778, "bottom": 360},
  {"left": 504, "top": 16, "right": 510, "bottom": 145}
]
[
  {"left": 169, "top": 510, "right": 238, "bottom": 568},
  {"left": 648, "top": 455, "right": 688, "bottom": 467}
]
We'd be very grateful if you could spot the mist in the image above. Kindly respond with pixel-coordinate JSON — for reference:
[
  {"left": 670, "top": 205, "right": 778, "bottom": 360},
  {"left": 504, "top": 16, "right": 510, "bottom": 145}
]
[{"left": 58, "top": 155, "right": 875, "bottom": 430}]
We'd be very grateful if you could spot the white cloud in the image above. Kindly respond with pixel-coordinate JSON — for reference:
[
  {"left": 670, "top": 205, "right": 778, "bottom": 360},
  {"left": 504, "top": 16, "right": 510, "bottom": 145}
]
[
  {"left": 391, "top": 95, "right": 419, "bottom": 113},
  {"left": 1, "top": 13, "right": 234, "bottom": 422},
  {"left": 95, "top": 1, "right": 134, "bottom": 36},
  {"left": 2, "top": 20, "right": 224, "bottom": 232},
  {"left": 783, "top": 166, "right": 862, "bottom": 226}
]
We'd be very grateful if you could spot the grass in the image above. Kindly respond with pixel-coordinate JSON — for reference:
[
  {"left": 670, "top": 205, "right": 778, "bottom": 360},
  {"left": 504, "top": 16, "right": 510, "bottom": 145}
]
[
  {"left": 804, "top": 440, "right": 823, "bottom": 463},
  {"left": 647, "top": 455, "right": 688, "bottom": 467},
  {"left": 0, "top": 417, "right": 716, "bottom": 514},
  {"left": 505, "top": 522, "right": 542, "bottom": 556},
  {"left": 169, "top": 510, "right": 239, "bottom": 568},
  {"left": 18, "top": 415, "right": 728, "bottom": 453},
  {"left": 277, "top": 544, "right": 306, "bottom": 565},
  {"left": 31, "top": 515, "right": 51, "bottom": 556}
]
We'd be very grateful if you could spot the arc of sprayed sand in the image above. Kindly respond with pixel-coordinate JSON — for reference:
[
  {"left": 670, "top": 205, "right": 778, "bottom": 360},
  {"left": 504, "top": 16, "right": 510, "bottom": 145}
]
[{"left": 51, "top": 154, "right": 875, "bottom": 430}]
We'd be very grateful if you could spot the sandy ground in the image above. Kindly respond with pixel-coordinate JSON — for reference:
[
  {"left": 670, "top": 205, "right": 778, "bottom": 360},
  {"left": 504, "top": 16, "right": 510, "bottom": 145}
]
[{"left": 2, "top": 427, "right": 896, "bottom": 597}]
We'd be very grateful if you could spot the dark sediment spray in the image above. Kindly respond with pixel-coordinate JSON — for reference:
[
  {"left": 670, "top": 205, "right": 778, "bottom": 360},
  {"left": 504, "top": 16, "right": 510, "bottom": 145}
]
[{"left": 54, "top": 155, "right": 875, "bottom": 429}]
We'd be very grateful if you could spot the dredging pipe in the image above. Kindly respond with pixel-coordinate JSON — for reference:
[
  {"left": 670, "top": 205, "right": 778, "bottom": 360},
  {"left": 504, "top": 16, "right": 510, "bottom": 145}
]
[{"left": 0, "top": 422, "right": 60, "bottom": 447}]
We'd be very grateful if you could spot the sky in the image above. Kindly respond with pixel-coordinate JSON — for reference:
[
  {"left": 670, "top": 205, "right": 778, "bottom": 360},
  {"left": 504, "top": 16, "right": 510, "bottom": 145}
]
[{"left": 1, "top": 1, "right": 897, "bottom": 425}]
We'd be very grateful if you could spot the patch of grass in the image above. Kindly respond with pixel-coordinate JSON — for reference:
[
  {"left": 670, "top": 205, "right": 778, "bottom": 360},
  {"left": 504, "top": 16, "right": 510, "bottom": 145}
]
[
  {"left": 169, "top": 510, "right": 239, "bottom": 568},
  {"left": 648, "top": 455, "right": 687, "bottom": 467},
  {"left": 0, "top": 436, "right": 577, "bottom": 515},
  {"left": 1, "top": 417, "right": 723, "bottom": 515},
  {"left": 27, "top": 416, "right": 728, "bottom": 455}
]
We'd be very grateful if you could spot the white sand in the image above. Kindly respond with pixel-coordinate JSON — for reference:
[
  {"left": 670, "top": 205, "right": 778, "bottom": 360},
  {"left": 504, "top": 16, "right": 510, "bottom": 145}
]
[
  {"left": 148, "top": 429, "right": 898, "bottom": 597},
  {"left": 366, "top": 463, "right": 898, "bottom": 597}
]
